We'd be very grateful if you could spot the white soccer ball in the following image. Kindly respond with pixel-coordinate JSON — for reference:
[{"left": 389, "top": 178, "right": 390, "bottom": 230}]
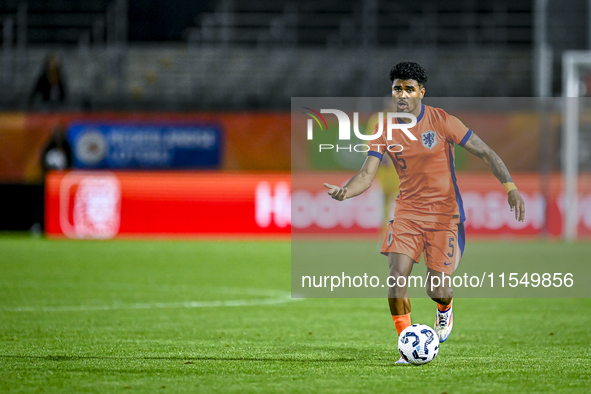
[{"left": 398, "top": 324, "right": 440, "bottom": 365}]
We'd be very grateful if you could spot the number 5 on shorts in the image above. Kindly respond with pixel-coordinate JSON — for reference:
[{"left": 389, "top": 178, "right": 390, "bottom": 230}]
[{"left": 447, "top": 237, "right": 455, "bottom": 258}]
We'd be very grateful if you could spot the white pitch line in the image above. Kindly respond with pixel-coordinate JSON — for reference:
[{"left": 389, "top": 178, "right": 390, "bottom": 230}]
[{"left": 0, "top": 291, "right": 304, "bottom": 312}]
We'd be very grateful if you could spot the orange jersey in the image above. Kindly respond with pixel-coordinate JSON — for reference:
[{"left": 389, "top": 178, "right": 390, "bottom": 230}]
[{"left": 368, "top": 104, "right": 472, "bottom": 224}]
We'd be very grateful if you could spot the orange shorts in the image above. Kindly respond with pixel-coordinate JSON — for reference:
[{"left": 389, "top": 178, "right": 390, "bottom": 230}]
[{"left": 381, "top": 218, "right": 466, "bottom": 276}]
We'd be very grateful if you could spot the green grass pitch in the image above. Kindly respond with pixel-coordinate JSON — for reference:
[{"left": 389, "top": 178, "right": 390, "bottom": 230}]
[{"left": 1, "top": 235, "right": 590, "bottom": 393}]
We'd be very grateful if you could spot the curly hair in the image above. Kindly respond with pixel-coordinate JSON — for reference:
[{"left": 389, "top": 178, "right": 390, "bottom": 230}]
[{"left": 389, "top": 62, "right": 428, "bottom": 85}]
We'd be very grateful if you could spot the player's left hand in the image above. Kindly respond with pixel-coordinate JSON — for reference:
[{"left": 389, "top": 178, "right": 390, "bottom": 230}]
[{"left": 508, "top": 189, "right": 525, "bottom": 222}]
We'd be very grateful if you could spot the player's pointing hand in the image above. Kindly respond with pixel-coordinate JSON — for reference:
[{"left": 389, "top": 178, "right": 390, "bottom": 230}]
[
  {"left": 324, "top": 183, "right": 347, "bottom": 201},
  {"left": 508, "top": 189, "right": 525, "bottom": 222}
]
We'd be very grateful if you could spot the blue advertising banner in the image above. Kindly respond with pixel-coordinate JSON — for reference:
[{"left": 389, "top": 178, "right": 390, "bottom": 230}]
[{"left": 68, "top": 123, "right": 221, "bottom": 169}]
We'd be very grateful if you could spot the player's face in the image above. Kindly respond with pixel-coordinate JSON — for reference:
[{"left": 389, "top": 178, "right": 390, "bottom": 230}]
[{"left": 392, "top": 79, "right": 425, "bottom": 117}]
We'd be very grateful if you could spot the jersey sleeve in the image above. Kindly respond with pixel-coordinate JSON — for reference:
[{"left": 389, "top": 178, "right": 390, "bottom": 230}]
[
  {"left": 367, "top": 122, "right": 387, "bottom": 160},
  {"left": 443, "top": 114, "right": 472, "bottom": 147}
]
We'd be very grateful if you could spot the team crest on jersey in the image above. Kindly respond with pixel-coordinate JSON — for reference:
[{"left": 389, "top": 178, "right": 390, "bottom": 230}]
[
  {"left": 421, "top": 130, "right": 437, "bottom": 149},
  {"left": 387, "top": 231, "right": 393, "bottom": 246}
]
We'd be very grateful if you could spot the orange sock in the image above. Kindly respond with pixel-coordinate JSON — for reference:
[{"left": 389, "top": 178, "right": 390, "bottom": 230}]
[
  {"left": 437, "top": 300, "right": 452, "bottom": 312},
  {"left": 392, "top": 313, "right": 411, "bottom": 335}
]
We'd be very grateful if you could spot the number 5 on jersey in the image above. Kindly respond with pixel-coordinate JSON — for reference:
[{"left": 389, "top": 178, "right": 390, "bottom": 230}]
[{"left": 395, "top": 152, "right": 407, "bottom": 169}]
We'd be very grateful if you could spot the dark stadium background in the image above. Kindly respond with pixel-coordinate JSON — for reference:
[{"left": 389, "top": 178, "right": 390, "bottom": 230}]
[{"left": 1, "top": 1, "right": 591, "bottom": 392}]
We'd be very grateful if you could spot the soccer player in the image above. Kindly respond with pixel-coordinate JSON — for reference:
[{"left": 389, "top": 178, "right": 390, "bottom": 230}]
[{"left": 324, "top": 62, "right": 525, "bottom": 364}]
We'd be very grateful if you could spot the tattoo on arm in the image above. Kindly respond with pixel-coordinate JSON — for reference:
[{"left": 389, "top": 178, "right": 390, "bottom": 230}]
[{"left": 463, "top": 134, "right": 513, "bottom": 184}]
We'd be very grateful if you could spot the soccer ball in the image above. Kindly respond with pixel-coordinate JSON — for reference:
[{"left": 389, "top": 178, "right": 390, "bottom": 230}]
[{"left": 398, "top": 324, "right": 440, "bottom": 365}]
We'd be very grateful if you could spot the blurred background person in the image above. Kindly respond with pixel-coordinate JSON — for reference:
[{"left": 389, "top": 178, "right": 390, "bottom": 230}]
[
  {"left": 28, "top": 54, "right": 67, "bottom": 109},
  {"left": 41, "top": 126, "right": 72, "bottom": 173},
  {"left": 31, "top": 126, "right": 72, "bottom": 234}
]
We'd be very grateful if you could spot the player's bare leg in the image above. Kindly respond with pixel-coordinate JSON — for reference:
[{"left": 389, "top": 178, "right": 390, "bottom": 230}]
[
  {"left": 426, "top": 267, "right": 454, "bottom": 342},
  {"left": 387, "top": 253, "right": 415, "bottom": 328},
  {"left": 426, "top": 267, "right": 452, "bottom": 305}
]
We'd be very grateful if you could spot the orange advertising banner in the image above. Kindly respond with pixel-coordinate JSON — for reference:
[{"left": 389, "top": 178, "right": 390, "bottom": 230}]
[{"left": 0, "top": 111, "right": 291, "bottom": 183}]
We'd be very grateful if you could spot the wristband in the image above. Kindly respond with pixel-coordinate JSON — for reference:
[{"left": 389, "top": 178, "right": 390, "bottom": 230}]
[{"left": 503, "top": 182, "right": 517, "bottom": 193}]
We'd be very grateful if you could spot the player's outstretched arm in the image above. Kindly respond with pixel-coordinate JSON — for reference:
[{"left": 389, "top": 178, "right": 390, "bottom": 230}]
[
  {"left": 462, "top": 132, "right": 526, "bottom": 222},
  {"left": 324, "top": 155, "right": 381, "bottom": 201}
]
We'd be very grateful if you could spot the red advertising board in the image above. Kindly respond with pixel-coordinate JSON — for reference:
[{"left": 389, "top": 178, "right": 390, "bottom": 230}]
[
  {"left": 45, "top": 171, "right": 291, "bottom": 238},
  {"left": 45, "top": 171, "right": 591, "bottom": 239},
  {"left": 458, "top": 173, "right": 591, "bottom": 238}
]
